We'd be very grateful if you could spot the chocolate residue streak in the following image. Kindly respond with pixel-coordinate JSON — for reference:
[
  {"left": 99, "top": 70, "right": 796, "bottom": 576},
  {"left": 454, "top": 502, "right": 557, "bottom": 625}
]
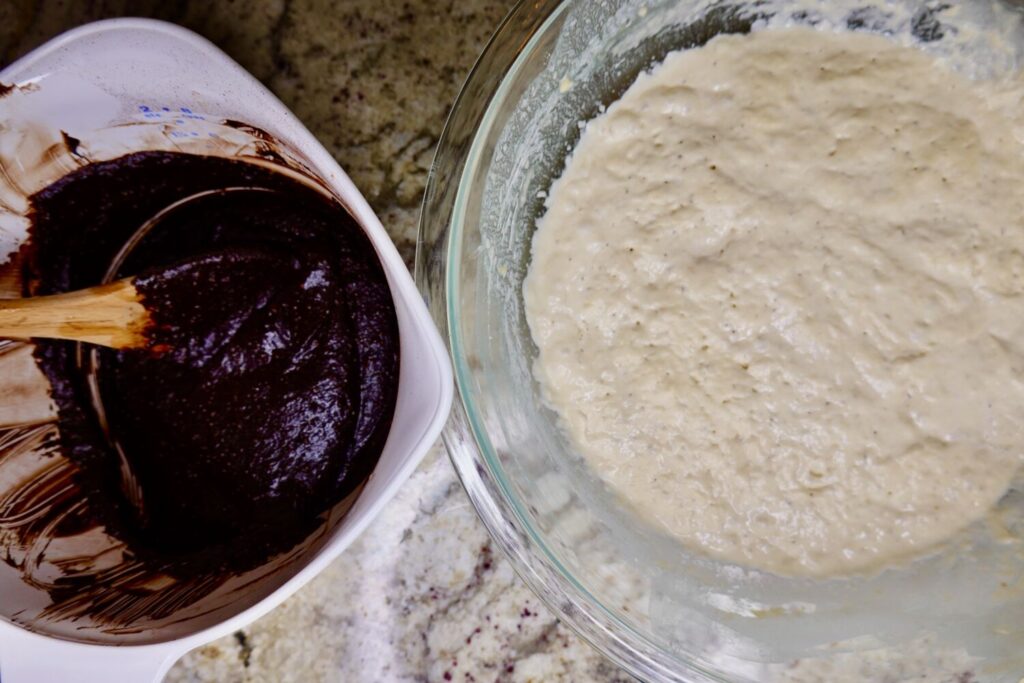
[
  {"left": 222, "top": 119, "right": 275, "bottom": 141},
  {"left": 0, "top": 150, "right": 399, "bottom": 629},
  {"left": 222, "top": 119, "right": 290, "bottom": 166},
  {"left": 0, "top": 81, "right": 40, "bottom": 99},
  {"left": 60, "top": 131, "right": 82, "bottom": 157}
]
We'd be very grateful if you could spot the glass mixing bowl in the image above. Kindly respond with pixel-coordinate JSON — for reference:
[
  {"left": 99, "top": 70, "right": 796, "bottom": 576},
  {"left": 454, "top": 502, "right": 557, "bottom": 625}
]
[{"left": 416, "top": 1, "right": 1024, "bottom": 680}]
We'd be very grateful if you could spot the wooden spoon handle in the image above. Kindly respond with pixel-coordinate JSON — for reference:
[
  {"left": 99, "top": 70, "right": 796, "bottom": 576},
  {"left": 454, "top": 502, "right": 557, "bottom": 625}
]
[{"left": 0, "top": 279, "right": 152, "bottom": 349}]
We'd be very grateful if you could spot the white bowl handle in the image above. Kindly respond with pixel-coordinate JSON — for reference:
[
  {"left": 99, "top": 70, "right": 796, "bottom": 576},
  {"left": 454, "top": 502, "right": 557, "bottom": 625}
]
[{"left": 0, "top": 626, "right": 182, "bottom": 683}]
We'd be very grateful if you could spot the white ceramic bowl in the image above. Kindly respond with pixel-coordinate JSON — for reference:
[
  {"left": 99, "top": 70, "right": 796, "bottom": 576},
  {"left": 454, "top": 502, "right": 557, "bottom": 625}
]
[{"left": 0, "top": 19, "right": 451, "bottom": 682}]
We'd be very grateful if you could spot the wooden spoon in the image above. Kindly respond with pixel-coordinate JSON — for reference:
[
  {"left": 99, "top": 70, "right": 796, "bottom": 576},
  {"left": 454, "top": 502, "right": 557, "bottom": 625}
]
[
  {"left": 0, "top": 278, "right": 152, "bottom": 349},
  {"left": 0, "top": 277, "right": 157, "bottom": 518}
]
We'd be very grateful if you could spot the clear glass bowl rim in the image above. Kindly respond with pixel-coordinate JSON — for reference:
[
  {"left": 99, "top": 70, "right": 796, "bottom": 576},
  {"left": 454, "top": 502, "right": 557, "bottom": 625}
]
[{"left": 415, "top": 1, "right": 725, "bottom": 680}]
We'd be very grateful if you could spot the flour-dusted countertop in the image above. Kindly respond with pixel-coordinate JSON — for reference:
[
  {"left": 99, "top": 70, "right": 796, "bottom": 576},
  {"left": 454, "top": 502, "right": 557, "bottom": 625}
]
[{"left": 0, "top": 2, "right": 631, "bottom": 681}]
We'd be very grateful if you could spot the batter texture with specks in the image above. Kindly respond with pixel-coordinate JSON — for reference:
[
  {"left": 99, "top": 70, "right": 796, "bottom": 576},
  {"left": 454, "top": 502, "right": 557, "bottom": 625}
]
[{"left": 524, "top": 27, "right": 1024, "bottom": 577}]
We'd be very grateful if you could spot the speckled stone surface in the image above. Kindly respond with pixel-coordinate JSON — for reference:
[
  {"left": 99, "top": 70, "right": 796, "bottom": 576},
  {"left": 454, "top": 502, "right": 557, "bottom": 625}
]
[
  {"left": 0, "top": 2, "right": 632, "bottom": 681},
  {"left": 0, "top": 0, "right": 510, "bottom": 265}
]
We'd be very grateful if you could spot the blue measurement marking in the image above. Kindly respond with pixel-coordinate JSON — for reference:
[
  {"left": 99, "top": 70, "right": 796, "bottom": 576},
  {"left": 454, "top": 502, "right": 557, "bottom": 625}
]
[
  {"left": 179, "top": 106, "right": 206, "bottom": 121},
  {"left": 138, "top": 104, "right": 208, "bottom": 122}
]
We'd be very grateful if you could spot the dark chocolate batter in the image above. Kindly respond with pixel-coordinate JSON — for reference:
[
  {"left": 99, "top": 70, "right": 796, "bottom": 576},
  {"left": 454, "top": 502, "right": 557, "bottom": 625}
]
[{"left": 26, "top": 151, "right": 399, "bottom": 575}]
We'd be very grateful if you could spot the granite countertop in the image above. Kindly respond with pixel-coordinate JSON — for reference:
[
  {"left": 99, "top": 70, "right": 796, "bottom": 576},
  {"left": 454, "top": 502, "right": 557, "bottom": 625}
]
[{"left": 0, "top": 2, "right": 631, "bottom": 681}]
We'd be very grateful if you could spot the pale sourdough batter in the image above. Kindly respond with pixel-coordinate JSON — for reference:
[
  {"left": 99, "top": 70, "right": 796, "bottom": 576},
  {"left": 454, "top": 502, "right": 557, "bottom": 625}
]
[{"left": 524, "top": 27, "right": 1024, "bottom": 577}]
